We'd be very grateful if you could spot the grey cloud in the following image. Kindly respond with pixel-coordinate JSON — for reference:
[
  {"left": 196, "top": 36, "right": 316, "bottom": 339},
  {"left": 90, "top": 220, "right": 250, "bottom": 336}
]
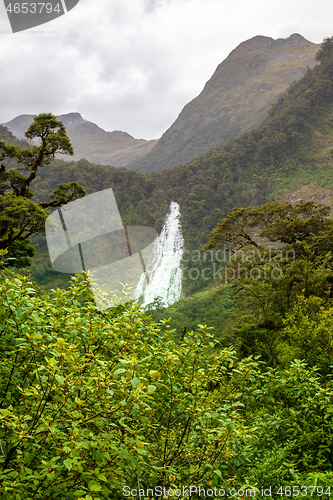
[{"left": 0, "top": 0, "right": 331, "bottom": 139}]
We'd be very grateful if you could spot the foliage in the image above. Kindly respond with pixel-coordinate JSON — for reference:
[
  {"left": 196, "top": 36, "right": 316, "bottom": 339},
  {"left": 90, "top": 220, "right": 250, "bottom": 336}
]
[
  {"left": 145, "top": 288, "right": 235, "bottom": 340},
  {"left": 316, "top": 36, "right": 333, "bottom": 63},
  {"left": 239, "top": 361, "right": 333, "bottom": 492},
  {"left": 1, "top": 272, "right": 333, "bottom": 497},
  {"left": 283, "top": 295, "right": 333, "bottom": 376},
  {"left": 0, "top": 114, "right": 86, "bottom": 267},
  {"left": 0, "top": 271, "right": 264, "bottom": 499},
  {"left": 204, "top": 200, "right": 331, "bottom": 251},
  {"left": 204, "top": 200, "right": 333, "bottom": 366}
]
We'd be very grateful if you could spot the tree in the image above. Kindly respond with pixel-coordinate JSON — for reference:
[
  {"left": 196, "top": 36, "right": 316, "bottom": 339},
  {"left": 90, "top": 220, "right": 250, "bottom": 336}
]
[
  {"left": 240, "top": 360, "right": 333, "bottom": 488},
  {"left": 283, "top": 295, "right": 333, "bottom": 376},
  {"left": 204, "top": 200, "right": 331, "bottom": 253},
  {"left": 0, "top": 114, "right": 86, "bottom": 267},
  {"left": 2, "top": 270, "right": 333, "bottom": 497},
  {"left": 204, "top": 200, "right": 333, "bottom": 365},
  {"left": 315, "top": 36, "right": 333, "bottom": 63}
]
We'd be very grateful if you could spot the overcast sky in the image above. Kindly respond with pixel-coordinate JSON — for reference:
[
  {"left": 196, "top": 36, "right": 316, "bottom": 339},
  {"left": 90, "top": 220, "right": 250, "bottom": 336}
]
[{"left": 0, "top": 0, "right": 332, "bottom": 139}]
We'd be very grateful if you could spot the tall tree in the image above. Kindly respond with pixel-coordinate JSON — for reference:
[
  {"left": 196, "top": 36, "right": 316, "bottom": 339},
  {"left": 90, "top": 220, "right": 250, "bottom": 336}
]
[
  {"left": 204, "top": 200, "right": 333, "bottom": 366},
  {"left": 0, "top": 113, "right": 86, "bottom": 267}
]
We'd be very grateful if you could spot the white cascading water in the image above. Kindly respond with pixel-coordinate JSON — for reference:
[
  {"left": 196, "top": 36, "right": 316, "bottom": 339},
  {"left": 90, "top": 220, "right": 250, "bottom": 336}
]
[{"left": 136, "top": 201, "right": 184, "bottom": 307}]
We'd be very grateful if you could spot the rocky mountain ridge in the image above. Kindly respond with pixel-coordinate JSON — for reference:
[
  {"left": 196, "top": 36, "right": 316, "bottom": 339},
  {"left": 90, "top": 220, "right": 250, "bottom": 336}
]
[
  {"left": 132, "top": 33, "right": 320, "bottom": 172},
  {"left": 3, "top": 112, "right": 158, "bottom": 167}
]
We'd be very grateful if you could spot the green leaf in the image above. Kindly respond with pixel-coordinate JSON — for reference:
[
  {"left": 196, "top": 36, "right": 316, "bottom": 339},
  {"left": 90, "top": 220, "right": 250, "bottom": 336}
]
[
  {"left": 131, "top": 377, "right": 140, "bottom": 388},
  {"left": 97, "top": 473, "right": 108, "bottom": 482},
  {"left": 55, "top": 374, "right": 64, "bottom": 385},
  {"left": 73, "top": 490, "right": 87, "bottom": 497},
  {"left": 113, "top": 368, "right": 126, "bottom": 376},
  {"left": 63, "top": 459, "right": 73, "bottom": 471},
  {"left": 89, "top": 481, "right": 102, "bottom": 492}
]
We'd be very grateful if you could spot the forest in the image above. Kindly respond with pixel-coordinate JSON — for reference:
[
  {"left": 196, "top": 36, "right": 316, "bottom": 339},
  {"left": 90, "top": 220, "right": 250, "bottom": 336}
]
[{"left": 1, "top": 38, "right": 333, "bottom": 499}]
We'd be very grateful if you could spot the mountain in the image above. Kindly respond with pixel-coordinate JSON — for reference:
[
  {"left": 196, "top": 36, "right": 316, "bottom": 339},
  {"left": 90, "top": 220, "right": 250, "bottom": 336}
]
[
  {"left": 2, "top": 112, "right": 158, "bottom": 167},
  {"left": 131, "top": 33, "right": 320, "bottom": 173},
  {"left": 3, "top": 35, "right": 319, "bottom": 172},
  {"left": 24, "top": 36, "right": 333, "bottom": 294}
]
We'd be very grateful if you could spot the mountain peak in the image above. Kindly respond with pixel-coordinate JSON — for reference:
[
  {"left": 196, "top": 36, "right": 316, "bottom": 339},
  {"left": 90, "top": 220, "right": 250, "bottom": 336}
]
[
  {"left": 57, "top": 112, "right": 84, "bottom": 122},
  {"left": 132, "top": 34, "right": 320, "bottom": 172},
  {"left": 241, "top": 33, "right": 312, "bottom": 50},
  {"left": 222, "top": 34, "right": 317, "bottom": 70},
  {"left": 288, "top": 33, "right": 307, "bottom": 40}
]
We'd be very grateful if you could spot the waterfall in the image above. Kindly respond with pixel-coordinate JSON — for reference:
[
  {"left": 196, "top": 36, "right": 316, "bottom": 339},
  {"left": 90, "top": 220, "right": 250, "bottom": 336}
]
[{"left": 136, "top": 201, "right": 184, "bottom": 308}]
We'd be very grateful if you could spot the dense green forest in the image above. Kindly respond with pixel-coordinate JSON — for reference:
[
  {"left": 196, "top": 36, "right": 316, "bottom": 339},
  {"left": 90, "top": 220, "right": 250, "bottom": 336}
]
[{"left": 1, "top": 37, "right": 333, "bottom": 499}]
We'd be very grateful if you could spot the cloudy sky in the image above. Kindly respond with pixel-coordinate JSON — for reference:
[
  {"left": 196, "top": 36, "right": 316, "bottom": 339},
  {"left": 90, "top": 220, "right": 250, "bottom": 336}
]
[{"left": 0, "top": 0, "right": 332, "bottom": 139}]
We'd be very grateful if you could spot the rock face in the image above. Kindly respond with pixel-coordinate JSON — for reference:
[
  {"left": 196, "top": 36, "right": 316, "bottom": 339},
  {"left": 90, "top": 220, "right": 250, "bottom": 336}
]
[
  {"left": 2, "top": 114, "right": 37, "bottom": 140},
  {"left": 132, "top": 34, "right": 320, "bottom": 173},
  {"left": 3, "top": 112, "right": 158, "bottom": 167}
]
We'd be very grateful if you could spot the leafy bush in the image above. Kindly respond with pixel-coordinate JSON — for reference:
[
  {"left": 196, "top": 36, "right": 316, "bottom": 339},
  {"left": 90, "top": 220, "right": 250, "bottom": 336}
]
[{"left": 0, "top": 271, "right": 261, "bottom": 499}]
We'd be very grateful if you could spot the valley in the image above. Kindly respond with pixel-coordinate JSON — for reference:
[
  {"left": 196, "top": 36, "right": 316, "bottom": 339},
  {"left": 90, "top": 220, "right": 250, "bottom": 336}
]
[{"left": 2, "top": 34, "right": 333, "bottom": 497}]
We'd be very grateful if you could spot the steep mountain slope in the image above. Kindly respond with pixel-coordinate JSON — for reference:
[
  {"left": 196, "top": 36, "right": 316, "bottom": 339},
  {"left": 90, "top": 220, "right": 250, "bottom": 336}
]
[
  {"left": 3, "top": 112, "right": 158, "bottom": 167},
  {"left": 67, "top": 128, "right": 158, "bottom": 166},
  {"left": 0, "top": 123, "right": 28, "bottom": 147},
  {"left": 132, "top": 34, "right": 320, "bottom": 173}
]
